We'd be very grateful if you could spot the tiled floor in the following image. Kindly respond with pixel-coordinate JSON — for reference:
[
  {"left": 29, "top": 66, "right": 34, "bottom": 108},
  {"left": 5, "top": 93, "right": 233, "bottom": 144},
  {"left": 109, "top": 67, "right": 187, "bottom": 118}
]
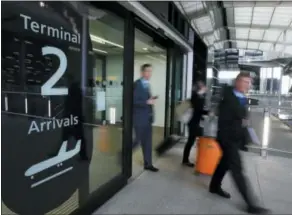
[{"left": 94, "top": 145, "right": 292, "bottom": 214}]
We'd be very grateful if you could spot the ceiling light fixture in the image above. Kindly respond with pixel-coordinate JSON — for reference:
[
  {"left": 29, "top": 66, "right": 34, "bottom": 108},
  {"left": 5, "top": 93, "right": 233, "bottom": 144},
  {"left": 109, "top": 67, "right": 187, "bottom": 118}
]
[
  {"left": 143, "top": 47, "right": 148, "bottom": 51},
  {"left": 93, "top": 48, "right": 108, "bottom": 54},
  {"left": 39, "top": 1, "right": 45, "bottom": 7},
  {"left": 90, "top": 34, "right": 123, "bottom": 49},
  {"left": 90, "top": 35, "right": 105, "bottom": 44}
]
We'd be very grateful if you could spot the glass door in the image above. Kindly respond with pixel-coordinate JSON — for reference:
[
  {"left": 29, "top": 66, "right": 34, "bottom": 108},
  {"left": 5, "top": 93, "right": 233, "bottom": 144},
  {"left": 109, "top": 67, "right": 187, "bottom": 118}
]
[
  {"left": 93, "top": 55, "right": 106, "bottom": 123},
  {"left": 164, "top": 47, "right": 184, "bottom": 137},
  {"left": 170, "top": 49, "right": 184, "bottom": 135}
]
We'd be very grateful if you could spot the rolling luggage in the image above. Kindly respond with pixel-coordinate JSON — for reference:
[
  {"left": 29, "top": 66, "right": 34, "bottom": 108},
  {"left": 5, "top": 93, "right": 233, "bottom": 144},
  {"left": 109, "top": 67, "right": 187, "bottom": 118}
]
[
  {"left": 195, "top": 115, "right": 222, "bottom": 175},
  {"left": 195, "top": 137, "right": 221, "bottom": 175}
]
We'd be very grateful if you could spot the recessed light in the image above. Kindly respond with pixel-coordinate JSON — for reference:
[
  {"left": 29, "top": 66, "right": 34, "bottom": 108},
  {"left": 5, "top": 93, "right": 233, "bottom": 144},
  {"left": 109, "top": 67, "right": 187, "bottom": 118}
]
[
  {"left": 39, "top": 1, "right": 45, "bottom": 7},
  {"left": 143, "top": 48, "right": 148, "bottom": 51}
]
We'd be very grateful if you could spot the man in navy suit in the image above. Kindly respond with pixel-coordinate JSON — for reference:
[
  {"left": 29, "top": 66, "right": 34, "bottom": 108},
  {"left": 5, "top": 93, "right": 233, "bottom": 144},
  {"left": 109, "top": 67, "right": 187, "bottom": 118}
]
[
  {"left": 209, "top": 72, "right": 269, "bottom": 214},
  {"left": 133, "top": 64, "right": 158, "bottom": 172}
]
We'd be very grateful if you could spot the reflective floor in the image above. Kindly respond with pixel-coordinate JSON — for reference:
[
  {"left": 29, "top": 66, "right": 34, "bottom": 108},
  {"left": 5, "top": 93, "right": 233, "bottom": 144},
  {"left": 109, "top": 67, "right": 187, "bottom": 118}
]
[
  {"left": 94, "top": 112, "right": 292, "bottom": 214},
  {"left": 94, "top": 145, "right": 292, "bottom": 214}
]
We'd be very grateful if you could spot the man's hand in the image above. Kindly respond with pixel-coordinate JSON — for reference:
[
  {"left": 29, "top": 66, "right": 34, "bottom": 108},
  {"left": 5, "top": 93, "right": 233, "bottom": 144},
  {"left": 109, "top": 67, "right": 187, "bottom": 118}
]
[{"left": 147, "top": 99, "right": 155, "bottom": 105}]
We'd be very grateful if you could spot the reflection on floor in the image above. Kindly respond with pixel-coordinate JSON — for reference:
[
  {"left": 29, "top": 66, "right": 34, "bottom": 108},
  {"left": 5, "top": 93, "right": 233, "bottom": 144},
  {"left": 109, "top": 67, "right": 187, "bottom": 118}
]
[
  {"left": 89, "top": 125, "right": 122, "bottom": 193},
  {"left": 95, "top": 145, "right": 292, "bottom": 214},
  {"left": 250, "top": 111, "right": 292, "bottom": 153}
]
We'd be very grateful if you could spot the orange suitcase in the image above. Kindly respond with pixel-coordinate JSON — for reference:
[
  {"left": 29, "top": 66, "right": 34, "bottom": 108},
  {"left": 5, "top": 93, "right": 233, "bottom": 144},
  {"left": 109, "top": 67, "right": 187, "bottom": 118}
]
[{"left": 195, "top": 137, "right": 222, "bottom": 175}]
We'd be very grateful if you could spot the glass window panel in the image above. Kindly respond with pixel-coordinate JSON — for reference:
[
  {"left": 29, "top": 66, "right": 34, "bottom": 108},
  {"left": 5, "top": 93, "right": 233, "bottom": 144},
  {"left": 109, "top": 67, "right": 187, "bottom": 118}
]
[
  {"left": 282, "top": 75, "right": 291, "bottom": 94},
  {"left": 273, "top": 67, "right": 282, "bottom": 79},
  {"left": 270, "top": 7, "right": 292, "bottom": 26},
  {"left": 252, "top": 7, "right": 274, "bottom": 25},
  {"left": 234, "top": 7, "right": 253, "bottom": 24},
  {"left": 236, "top": 28, "right": 249, "bottom": 39},
  {"left": 259, "top": 42, "right": 273, "bottom": 51},
  {"left": 237, "top": 41, "right": 247, "bottom": 48},
  {"left": 263, "top": 29, "right": 281, "bottom": 41},
  {"left": 285, "top": 45, "right": 292, "bottom": 55},
  {"left": 247, "top": 42, "right": 259, "bottom": 49},
  {"left": 249, "top": 29, "right": 264, "bottom": 40},
  {"left": 87, "top": 6, "right": 125, "bottom": 195},
  {"left": 266, "top": 67, "right": 273, "bottom": 78}
]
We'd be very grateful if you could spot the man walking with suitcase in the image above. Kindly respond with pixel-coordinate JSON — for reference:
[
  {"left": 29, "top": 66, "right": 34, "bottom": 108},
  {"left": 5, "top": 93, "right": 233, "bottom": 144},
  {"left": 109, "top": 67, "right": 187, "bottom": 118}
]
[{"left": 209, "top": 72, "right": 270, "bottom": 214}]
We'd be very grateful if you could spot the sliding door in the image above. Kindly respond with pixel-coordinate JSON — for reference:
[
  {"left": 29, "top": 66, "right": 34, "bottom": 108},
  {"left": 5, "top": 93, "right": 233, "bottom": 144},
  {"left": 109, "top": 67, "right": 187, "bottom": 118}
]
[{"left": 165, "top": 46, "right": 184, "bottom": 137}]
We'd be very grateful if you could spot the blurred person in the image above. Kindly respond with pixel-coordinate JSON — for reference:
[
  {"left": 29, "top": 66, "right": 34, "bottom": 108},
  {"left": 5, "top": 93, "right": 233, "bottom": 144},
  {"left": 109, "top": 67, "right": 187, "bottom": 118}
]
[
  {"left": 209, "top": 72, "right": 270, "bottom": 214},
  {"left": 182, "top": 80, "right": 208, "bottom": 167},
  {"left": 133, "top": 64, "right": 158, "bottom": 172}
]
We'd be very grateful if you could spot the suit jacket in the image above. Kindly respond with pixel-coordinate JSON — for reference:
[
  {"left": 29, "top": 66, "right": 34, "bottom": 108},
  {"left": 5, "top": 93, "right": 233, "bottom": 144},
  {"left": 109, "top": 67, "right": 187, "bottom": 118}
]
[
  {"left": 133, "top": 79, "right": 153, "bottom": 126},
  {"left": 189, "top": 89, "right": 208, "bottom": 126},
  {"left": 217, "top": 86, "right": 248, "bottom": 148}
]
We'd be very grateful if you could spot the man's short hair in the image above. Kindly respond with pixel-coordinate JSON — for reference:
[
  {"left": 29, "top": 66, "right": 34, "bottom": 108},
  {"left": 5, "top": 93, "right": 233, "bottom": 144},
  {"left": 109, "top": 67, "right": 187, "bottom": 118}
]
[
  {"left": 235, "top": 72, "right": 251, "bottom": 81},
  {"left": 141, "top": 64, "right": 152, "bottom": 72}
]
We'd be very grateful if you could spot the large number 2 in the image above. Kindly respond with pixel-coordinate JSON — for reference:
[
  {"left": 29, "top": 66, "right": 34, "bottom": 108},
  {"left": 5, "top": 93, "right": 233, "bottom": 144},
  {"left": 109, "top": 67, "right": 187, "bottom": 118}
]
[{"left": 41, "top": 46, "right": 68, "bottom": 96}]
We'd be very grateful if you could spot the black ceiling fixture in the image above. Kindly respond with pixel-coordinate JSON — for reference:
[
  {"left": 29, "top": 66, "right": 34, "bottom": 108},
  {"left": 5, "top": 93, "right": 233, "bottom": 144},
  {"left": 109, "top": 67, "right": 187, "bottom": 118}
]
[{"left": 218, "top": 1, "right": 231, "bottom": 49}]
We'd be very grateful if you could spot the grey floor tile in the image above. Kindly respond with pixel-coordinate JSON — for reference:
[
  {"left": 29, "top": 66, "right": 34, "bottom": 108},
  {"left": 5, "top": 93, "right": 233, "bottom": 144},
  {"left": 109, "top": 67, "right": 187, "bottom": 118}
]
[{"left": 94, "top": 145, "right": 292, "bottom": 215}]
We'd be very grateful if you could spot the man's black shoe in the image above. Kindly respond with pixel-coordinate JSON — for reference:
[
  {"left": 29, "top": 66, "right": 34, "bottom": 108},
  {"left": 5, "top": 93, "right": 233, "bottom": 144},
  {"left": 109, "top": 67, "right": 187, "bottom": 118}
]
[
  {"left": 182, "top": 161, "right": 195, "bottom": 167},
  {"left": 247, "top": 206, "right": 270, "bottom": 214},
  {"left": 209, "top": 188, "right": 231, "bottom": 199},
  {"left": 144, "top": 166, "right": 159, "bottom": 172}
]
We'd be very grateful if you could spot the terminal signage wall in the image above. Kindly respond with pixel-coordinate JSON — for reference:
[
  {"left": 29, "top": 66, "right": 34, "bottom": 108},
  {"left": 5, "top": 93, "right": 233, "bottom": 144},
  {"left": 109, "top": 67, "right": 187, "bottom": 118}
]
[{"left": 2, "top": 2, "right": 94, "bottom": 214}]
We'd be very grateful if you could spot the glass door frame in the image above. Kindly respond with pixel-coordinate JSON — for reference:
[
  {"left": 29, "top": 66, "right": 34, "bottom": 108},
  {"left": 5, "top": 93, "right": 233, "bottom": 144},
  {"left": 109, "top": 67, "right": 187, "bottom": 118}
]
[
  {"left": 165, "top": 46, "right": 185, "bottom": 137},
  {"left": 73, "top": 2, "right": 134, "bottom": 215}
]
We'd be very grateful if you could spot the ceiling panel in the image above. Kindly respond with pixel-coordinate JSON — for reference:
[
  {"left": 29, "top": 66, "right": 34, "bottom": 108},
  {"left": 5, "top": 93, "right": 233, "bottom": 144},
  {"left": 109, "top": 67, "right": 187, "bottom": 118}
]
[
  {"left": 259, "top": 42, "right": 273, "bottom": 51},
  {"left": 194, "top": 16, "right": 213, "bottom": 33},
  {"left": 270, "top": 7, "right": 292, "bottom": 26},
  {"left": 206, "top": 35, "right": 215, "bottom": 44},
  {"left": 247, "top": 41, "right": 259, "bottom": 49},
  {"left": 252, "top": 7, "right": 274, "bottom": 25},
  {"left": 232, "top": 2, "right": 255, "bottom": 7},
  {"left": 249, "top": 29, "right": 265, "bottom": 40},
  {"left": 236, "top": 41, "right": 247, "bottom": 49},
  {"left": 213, "top": 30, "right": 220, "bottom": 40},
  {"left": 286, "top": 30, "right": 292, "bottom": 43},
  {"left": 275, "top": 44, "right": 284, "bottom": 52},
  {"left": 285, "top": 46, "right": 292, "bottom": 54},
  {"left": 263, "top": 29, "right": 282, "bottom": 41},
  {"left": 234, "top": 7, "right": 253, "bottom": 24},
  {"left": 214, "top": 42, "right": 223, "bottom": 50},
  {"left": 183, "top": 1, "right": 205, "bottom": 14},
  {"left": 203, "top": 37, "right": 209, "bottom": 45},
  {"left": 236, "top": 28, "right": 249, "bottom": 39}
]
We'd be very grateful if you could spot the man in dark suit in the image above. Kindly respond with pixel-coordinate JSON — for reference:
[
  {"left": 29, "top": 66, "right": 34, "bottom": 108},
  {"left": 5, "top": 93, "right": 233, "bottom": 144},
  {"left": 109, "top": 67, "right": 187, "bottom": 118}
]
[
  {"left": 209, "top": 72, "right": 269, "bottom": 214},
  {"left": 182, "top": 80, "right": 208, "bottom": 167},
  {"left": 133, "top": 64, "right": 158, "bottom": 172}
]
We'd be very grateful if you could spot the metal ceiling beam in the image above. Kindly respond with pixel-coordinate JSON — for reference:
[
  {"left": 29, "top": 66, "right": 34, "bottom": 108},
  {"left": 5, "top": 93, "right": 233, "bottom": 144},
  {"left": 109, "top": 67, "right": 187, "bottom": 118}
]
[
  {"left": 187, "top": 1, "right": 292, "bottom": 20},
  {"left": 211, "top": 39, "right": 292, "bottom": 47},
  {"left": 201, "top": 24, "right": 291, "bottom": 37},
  {"left": 187, "top": 2, "right": 220, "bottom": 20},
  {"left": 218, "top": 1, "right": 230, "bottom": 48}
]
